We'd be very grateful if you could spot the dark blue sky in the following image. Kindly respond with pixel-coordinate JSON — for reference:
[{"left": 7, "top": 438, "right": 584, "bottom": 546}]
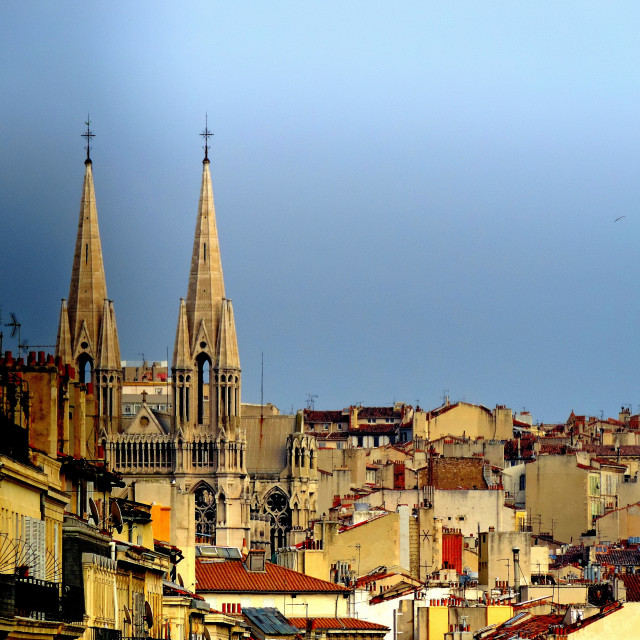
[{"left": 2, "top": 3, "right": 640, "bottom": 422}]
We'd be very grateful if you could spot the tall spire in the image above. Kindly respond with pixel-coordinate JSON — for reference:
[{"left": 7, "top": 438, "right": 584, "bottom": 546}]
[
  {"left": 67, "top": 134, "right": 108, "bottom": 359},
  {"left": 185, "top": 125, "right": 226, "bottom": 356},
  {"left": 64, "top": 122, "right": 122, "bottom": 437}
]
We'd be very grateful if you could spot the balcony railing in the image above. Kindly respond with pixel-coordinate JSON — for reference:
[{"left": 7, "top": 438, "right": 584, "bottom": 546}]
[
  {"left": 15, "top": 576, "right": 60, "bottom": 621},
  {"left": 90, "top": 628, "right": 122, "bottom": 640}
]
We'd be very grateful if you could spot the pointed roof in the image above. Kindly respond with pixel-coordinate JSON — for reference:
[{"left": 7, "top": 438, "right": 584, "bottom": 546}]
[
  {"left": 216, "top": 299, "right": 240, "bottom": 370},
  {"left": 97, "top": 299, "right": 121, "bottom": 370},
  {"left": 125, "top": 404, "right": 168, "bottom": 435},
  {"left": 67, "top": 159, "right": 109, "bottom": 357},
  {"left": 172, "top": 298, "right": 191, "bottom": 369},
  {"left": 55, "top": 299, "right": 73, "bottom": 364},
  {"left": 185, "top": 159, "right": 225, "bottom": 356}
]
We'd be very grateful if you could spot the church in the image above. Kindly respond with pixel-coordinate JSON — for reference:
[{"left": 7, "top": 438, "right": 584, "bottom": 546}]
[{"left": 55, "top": 123, "right": 318, "bottom": 588}]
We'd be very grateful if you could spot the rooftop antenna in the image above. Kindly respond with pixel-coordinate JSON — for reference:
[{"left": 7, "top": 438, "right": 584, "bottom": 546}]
[
  {"left": 5, "top": 313, "right": 21, "bottom": 358},
  {"left": 306, "top": 393, "right": 318, "bottom": 410},
  {"left": 441, "top": 389, "right": 450, "bottom": 405},
  {"left": 82, "top": 115, "right": 95, "bottom": 163},
  {"left": 200, "top": 114, "right": 213, "bottom": 163}
]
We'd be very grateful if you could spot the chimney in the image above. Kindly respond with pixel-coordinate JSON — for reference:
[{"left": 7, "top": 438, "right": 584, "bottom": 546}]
[
  {"left": 512, "top": 547, "right": 520, "bottom": 602},
  {"left": 245, "top": 549, "right": 266, "bottom": 573},
  {"left": 349, "top": 406, "right": 359, "bottom": 430}
]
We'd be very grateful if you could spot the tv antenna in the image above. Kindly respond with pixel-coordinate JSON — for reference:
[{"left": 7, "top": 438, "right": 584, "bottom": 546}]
[
  {"left": 5, "top": 313, "right": 22, "bottom": 357},
  {"left": 306, "top": 393, "right": 318, "bottom": 410}
]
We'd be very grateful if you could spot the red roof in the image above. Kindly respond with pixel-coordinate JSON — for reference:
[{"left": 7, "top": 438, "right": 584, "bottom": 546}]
[
  {"left": 196, "top": 559, "right": 350, "bottom": 594},
  {"left": 619, "top": 573, "right": 640, "bottom": 601},
  {"left": 288, "top": 618, "right": 389, "bottom": 631},
  {"left": 304, "top": 410, "right": 347, "bottom": 423},
  {"left": 482, "top": 614, "right": 564, "bottom": 639}
]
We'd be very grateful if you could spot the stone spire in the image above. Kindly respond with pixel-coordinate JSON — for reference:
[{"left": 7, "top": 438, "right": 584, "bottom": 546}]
[
  {"left": 172, "top": 298, "right": 191, "bottom": 370},
  {"left": 216, "top": 299, "right": 240, "bottom": 371},
  {"left": 185, "top": 157, "right": 226, "bottom": 358},
  {"left": 67, "top": 156, "right": 108, "bottom": 364},
  {"left": 55, "top": 299, "right": 72, "bottom": 365},
  {"left": 97, "top": 299, "right": 121, "bottom": 370}
]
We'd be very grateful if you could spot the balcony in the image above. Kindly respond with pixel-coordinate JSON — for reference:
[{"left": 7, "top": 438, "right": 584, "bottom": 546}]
[
  {"left": 14, "top": 576, "right": 61, "bottom": 621},
  {"left": 90, "top": 628, "right": 122, "bottom": 640}
]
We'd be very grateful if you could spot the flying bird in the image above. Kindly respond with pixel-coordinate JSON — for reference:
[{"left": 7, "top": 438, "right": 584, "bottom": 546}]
[{"left": 615, "top": 216, "right": 626, "bottom": 222}]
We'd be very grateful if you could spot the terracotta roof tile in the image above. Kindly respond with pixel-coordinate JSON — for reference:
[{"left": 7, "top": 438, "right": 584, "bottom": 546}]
[
  {"left": 288, "top": 618, "right": 389, "bottom": 631},
  {"left": 196, "top": 559, "right": 350, "bottom": 594},
  {"left": 596, "top": 549, "right": 640, "bottom": 566},
  {"left": 619, "top": 573, "right": 640, "bottom": 601}
]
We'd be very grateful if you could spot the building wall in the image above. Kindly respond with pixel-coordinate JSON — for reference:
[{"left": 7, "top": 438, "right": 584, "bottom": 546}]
[
  {"left": 595, "top": 502, "right": 640, "bottom": 542},
  {"left": 316, "top": 513, "right": 405, "bottom": 579},
  {"left": 566, "top": 602, "right": 640, "bottom": 639},
  {"left": 478, "top": 531, "right": 531, "bottom": 588},
  {"left": 526, "top": 455, "right": 588, "bottom": 543},
  {"left": 200, "top": 592, "right": 350, "bottom": 618},
  {"left": 432, "top": 489, "right": 514, "bottom": 537},
  {"left": 421, "top": 404, "right": 512, "bottom": 442}
]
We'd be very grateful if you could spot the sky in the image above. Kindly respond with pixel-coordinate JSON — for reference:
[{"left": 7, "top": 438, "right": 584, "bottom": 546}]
[{"left": 2, "top": 2, "right": 640, "bottom": 423}]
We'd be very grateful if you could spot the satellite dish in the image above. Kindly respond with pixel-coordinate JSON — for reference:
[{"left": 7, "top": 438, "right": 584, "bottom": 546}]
[
  {"left": 144, "top": 600, "right": 154, "bottom": 629},
  {"left": 88, "top": 498, "right": 100, "bottom": 527},
  {"left": 111, "top": 500, "right": 123, "bottom": 534},
  {"left": 177, "top": 573, "right": 184, "bottom": 587},
  {"left": 204, "top": 627, "right": 211, "bottom": 640},
  {"left": 123, "top": 605, "right": 132, "bottom": 625}
]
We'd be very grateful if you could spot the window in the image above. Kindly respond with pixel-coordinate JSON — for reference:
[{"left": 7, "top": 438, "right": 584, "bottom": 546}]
[{"left": 519, "top": 474, "right": 526, "bottom": 491}]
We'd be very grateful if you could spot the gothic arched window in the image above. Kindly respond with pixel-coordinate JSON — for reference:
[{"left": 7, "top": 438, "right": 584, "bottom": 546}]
[
  {"left": 264, "top": 489, "right": 291, "bottom": 553},
  {"left": 196, "top": 353, "right": 212, "bottom": 424},
  {"left": 194, "top": 483, "right": 217, "bottom": 543}
]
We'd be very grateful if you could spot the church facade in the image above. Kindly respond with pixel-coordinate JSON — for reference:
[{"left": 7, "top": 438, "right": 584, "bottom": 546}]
[{"left": 55, "top": 128, "right": 318, "bottom": 589}]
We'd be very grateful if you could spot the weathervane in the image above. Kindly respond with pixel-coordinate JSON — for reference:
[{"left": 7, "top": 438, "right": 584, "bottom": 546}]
[
  {"left": 82, "top": 115, "right": 95, "bottom": 162},
  {"left": 200, "top": 114, "right": 213, "bottom": 162}
]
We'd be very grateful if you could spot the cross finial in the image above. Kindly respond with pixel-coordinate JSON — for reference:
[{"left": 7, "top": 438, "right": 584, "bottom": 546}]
[
  {"left": 82, "top": 115, "right": 95, "bottom": 163},
  {"left": 200, "top": 114, "right": 213, "bottom": 163}
]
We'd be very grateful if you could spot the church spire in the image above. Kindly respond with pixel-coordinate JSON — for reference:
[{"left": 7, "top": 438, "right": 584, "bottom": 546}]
[
  {"left": 185, "top": 124, "right": 226, "bottom": 355},
  {"left": 67, "top": 130, "right": 108, "bottom": 361},
  {"left": 64, "top": 122, "right": 122, "bottom": 434}
]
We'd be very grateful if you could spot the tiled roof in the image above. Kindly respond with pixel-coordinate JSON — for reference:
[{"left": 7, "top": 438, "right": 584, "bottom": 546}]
[
  {"left": 196, "top": 559, "right": 350, "bottom": 594},
  {"left": 350, "top": 424, "right": 397, "bottom": 435},
  {"left": 482, "top": 613, "right": 564, "bottom": 639},
  {"left": 358, "top": 407, "right": 401, "bottom": 419},
  {"left": 582, "top": 444, "right": 640, "bottom": 457},
  {"left": 288, "top": 618, "right": 389, "bottom": 631},
  {"left": 596, "top": 549, "right": 640, "bottom": 566},
  {"left": 618, "top": 573, "right": 640, "bottom": 601},
  {"left": 304, "top": 410, "right": 347, "bottom": 423}
]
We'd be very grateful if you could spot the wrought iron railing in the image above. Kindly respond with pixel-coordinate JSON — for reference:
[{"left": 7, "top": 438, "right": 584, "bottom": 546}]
[
  {"left": 90, "top": 627, "right": 122, "bottom": 640},
  {"left": 15, "top": 576, "right": 60, "bottom": 621}
]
